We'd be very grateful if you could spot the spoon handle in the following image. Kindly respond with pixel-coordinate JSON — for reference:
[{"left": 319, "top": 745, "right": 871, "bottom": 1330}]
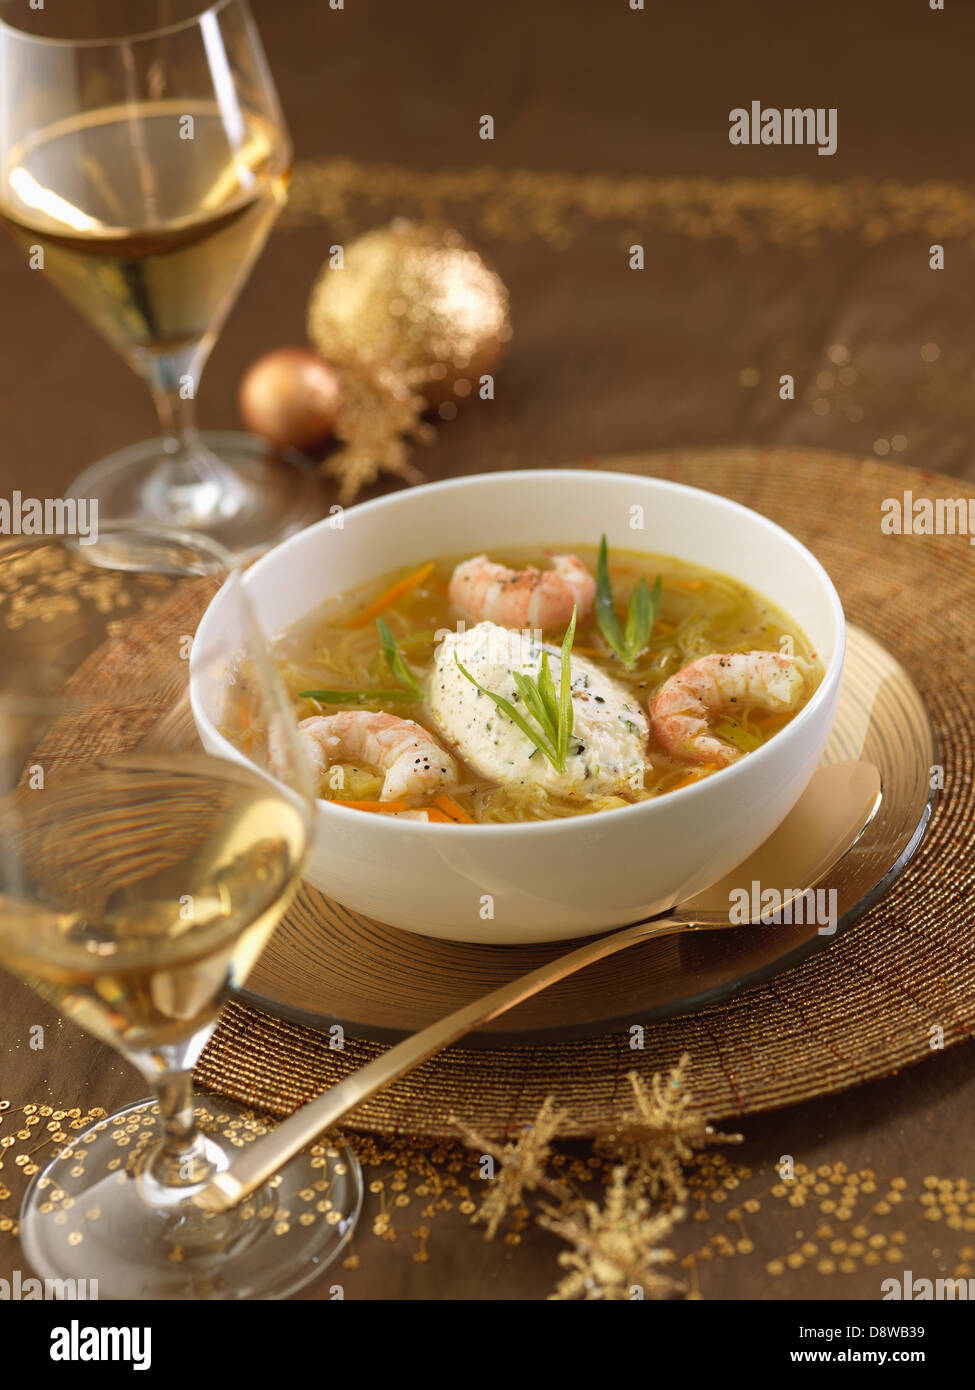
[{"left": 195, "top": 911, "right": 689, "bottom": 1211}]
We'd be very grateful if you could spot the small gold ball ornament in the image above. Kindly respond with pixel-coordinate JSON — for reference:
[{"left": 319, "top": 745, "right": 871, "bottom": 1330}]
[
  {"left": 307, "top": 220, "right": 511, "bottom": 408},
  {"left": 238, "top": 347, "right": 341, "bottom": 451}
]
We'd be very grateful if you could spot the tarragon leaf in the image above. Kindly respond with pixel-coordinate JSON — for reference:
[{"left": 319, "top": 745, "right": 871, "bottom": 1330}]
[
  {"left": 298, "top": 688, "right": 413, "bottom": 703},
  {"left": 596, "top": 535, "right": 660, "bottom": 667},
  {"left": 455, "top": 655, "right": 562, "bottom": 771},
  {"left": 595, "top": 534, "right": 626, "bottom": 658},
  {"left": 377, "top": 618, "right": 423, "bottom": 698},
  {"left": 558, "top": 606, "right": 577, "bottom": 765}
]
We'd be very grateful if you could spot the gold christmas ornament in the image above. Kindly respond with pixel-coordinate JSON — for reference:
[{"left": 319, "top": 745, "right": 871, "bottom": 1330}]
[
  {"left": 327, "top": 365, "right": 433, "bottom": 502},
  {"left": 539, "top": 1167, "right": 684, "bottom": 1301},
  {"left": 307, "top": 220, "right": 511, "bottom": 500},
  {"left": 595, "top": 1057, "right": 742, "bottom": 1204},
  {"left": 308, "top": 220, "right": 511, "bottom": 404},
  {"left": 237, "top": 347, "right": 341, "bottom": 451},
  {"left": 456, "top": 1060, "right": 741, "bottom": 1298},
  {"left": 454, "top": 1097, "right": 569, "bottom": 1241}
]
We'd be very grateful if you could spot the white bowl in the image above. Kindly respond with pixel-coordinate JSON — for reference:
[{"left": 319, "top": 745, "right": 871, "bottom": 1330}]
[{"left": 191, "top": 469, "right": 845, "bottom": 944}]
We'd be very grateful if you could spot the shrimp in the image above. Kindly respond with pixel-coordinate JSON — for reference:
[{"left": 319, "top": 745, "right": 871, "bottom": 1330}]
[
  {"left": 449, "top": 552, "right": 595, "bottom": 630},
  {"left": 650, "top": 651, "right": 806, "bottom": 766},
  {"left": 297, "top": 711, "right": 459, "bottom": 801}
]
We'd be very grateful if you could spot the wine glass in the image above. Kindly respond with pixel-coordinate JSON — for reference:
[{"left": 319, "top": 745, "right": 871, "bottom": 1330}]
[
  {"left": 0, "top": 526, "right": 362, "bottom": 1299},
  {"left": 0, "top": 0, "right": 325, "bottom": 561}
]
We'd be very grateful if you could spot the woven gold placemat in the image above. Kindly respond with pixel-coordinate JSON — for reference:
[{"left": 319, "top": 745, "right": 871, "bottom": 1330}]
[{"left": 193, "top": 447, "right": 973, "bottom": 1137}]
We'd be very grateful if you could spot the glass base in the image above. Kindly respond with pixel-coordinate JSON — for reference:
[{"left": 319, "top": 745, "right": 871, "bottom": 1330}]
[
  {"left": 19, "top": 1096, "right": 363, "bottom": 1300},
  {"left": 66, "top": 431, "right": 328, "bottom": 564}
]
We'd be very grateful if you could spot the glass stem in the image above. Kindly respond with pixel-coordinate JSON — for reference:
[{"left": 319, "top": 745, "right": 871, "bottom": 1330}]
[
  {"left": 154, "top": 1068, "right": 200, "bottom": 1164},
  {"left": 148, "top": 362, "right": 207, "bottom": 473},
  {"left": 133, "top": 1033, "right": 222, "bottom": 1203},
  {"left": 136, "top": 345, "right": 249, "bottom": 523}
]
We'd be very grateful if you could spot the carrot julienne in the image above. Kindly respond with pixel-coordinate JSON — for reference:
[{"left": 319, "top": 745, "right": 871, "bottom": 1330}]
[
  {"left": 432, "top": 793, "right": 475, "bottom": 823},
  {"left": 330, "top": 798, "right": 458, "bottom": 823},
  {"left": 347, "top": 563, "right": 435, "bottom": 629},
  {"left": 670, "top": 762, "right": 721, "bottom": 791},
  {"left": 331, "top": 798, "right": 414, "bottom": 812}
]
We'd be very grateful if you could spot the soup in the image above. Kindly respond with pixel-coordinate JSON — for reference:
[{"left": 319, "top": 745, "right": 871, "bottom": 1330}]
[{"left": 263, "top": 542, "right": 823, "bottom": 824}]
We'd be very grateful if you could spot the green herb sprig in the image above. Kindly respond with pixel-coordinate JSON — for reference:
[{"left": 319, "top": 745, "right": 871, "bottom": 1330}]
[
  {"left": 299, "top": 619, "right": 423, "bottom": 705},
  {"left": 455, "top": 607, "right": 577, "bottom": 774},
  {"left": 297, "top": 688, "right": 413, "bottom": 704},
  {"left": 595, "top": 535, "right": 661, "bottom": 668},
  {"left": 377, "top": 618, "right": 424, "bottom": 698}
]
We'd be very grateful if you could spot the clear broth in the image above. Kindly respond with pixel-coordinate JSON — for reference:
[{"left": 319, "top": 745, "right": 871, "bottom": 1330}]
[{"left": 270, "top": 545, "right": 823, "bottom": 822}]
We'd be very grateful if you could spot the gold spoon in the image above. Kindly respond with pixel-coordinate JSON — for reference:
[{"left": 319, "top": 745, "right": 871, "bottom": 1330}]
[{"left": 195, "top": 759, "right": 882, "bottom": 1213}]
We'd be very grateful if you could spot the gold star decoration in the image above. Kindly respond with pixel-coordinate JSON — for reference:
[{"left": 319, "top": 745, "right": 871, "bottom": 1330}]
[
  {"left": 538, "top": 1166, "right": 683, "bottom": 1301},
  {"left": 454, "top": 1096, "right": 569, "bottom": 1240},
  {"left": 327, "top": 365, "right": 434, "bottom": 503},
  {"left": 595, "top": 1054, "right": 742, "bottom": 1203}
]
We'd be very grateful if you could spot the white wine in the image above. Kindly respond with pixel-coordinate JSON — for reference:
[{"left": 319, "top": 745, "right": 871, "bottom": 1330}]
[
  {"left": 0, "top": 753, "right": 307, "bottom": 1052},
  {"left": 0, "top": 101, "right": 289, "bottom": 363},
  {"left": 0, "top": 13, "right": 364, "bottom": 1298}
]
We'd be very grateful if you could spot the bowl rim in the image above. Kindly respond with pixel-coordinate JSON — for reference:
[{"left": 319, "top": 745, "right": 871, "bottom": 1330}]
[{"left": 193, "top": 468, "right": 846, "bottom": 836}]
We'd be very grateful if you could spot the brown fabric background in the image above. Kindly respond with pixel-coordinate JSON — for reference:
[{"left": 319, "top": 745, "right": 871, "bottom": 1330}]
[{"left": 2, "top": 0, "right": 975, "bottom": 1301}]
